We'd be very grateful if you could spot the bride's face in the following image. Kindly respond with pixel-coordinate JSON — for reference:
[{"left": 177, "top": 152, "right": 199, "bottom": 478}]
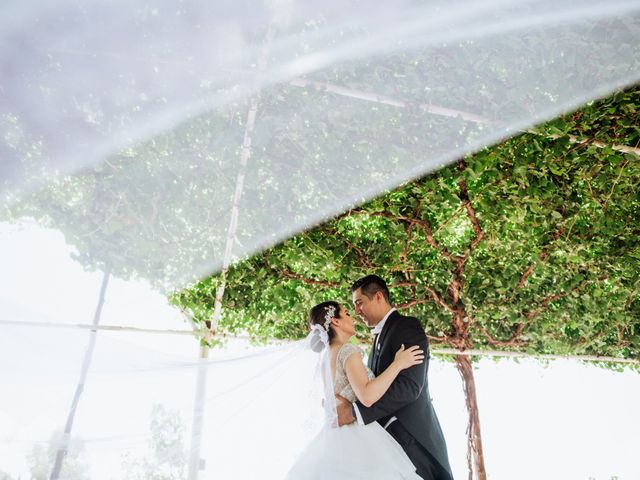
[{"left": 338, "top": 306, "right": 357, "bottom": 336}]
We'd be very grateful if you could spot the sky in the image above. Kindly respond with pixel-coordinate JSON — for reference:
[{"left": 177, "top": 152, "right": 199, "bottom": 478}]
[{"left": 0, "top": 220, "right": 639, "bottom": 480}]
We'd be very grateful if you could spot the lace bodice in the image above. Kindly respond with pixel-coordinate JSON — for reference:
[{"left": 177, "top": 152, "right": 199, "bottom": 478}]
[{"left": 333, "top": 343, "right": 375, "bottom": 403}]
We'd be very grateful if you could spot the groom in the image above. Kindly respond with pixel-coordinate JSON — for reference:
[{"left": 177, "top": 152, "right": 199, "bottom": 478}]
[{"left": 336, "top": 274, "right": 453, "bottom": 480}]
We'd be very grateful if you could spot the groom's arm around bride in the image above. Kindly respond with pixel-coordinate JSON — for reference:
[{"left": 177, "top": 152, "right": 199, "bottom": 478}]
[{"left": 338, "top": 275, "right": 453, "bottom": 480}]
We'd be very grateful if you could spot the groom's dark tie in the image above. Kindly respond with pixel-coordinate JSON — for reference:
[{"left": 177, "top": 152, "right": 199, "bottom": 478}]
[{"left": 371, "top": 333, "right": 379, "bottom": 371}]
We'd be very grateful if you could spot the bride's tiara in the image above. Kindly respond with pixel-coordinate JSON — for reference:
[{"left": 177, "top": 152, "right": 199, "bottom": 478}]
[{"left": 323, "top": 305, "right": 336, "bottom": 331}]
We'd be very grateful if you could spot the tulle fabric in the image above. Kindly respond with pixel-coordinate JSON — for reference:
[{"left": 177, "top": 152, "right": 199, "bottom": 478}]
[
  {"left": 2, "top": 1, "right": 639, "bottom": 288},
  {"left": 286, "top": 421, "right": 421, "bottom": 479},
  {"left": 307, "top": 328, "right": 339, "bottom": 428}
]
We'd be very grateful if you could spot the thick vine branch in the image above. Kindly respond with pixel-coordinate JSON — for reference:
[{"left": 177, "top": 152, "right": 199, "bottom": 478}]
[
  {"left": 281, "top": 269, "right": 341, "bottom": 287},
  {"left": 391, "top": 281, "right": 418, "bottom": 288},
  {"left": 603, "top": 158, "right": 631, "bottom": 210},
  {"left": 434, "top": 162, "right": 486, "bottom": 350},
  {"left": 328, "top": 228, "right": 374, "bottom": 269},
  {"left": 478, "top": 324, "right": 528, "bottom": 348},
  {"left": 516, "top": 265, "right": 536, "bottom": 290},
  {"left": 397, "top": 298, "right": 432, "bottom": 309},
  {"left": 524, "top": 291, "right": 568, "bottom": 320},
  {"left": 391, "top": 283, "right": 454, "bottom": 314},
  {"left": 396, "top": 299, "right": 452, "bottom": 344},
  {"left": 482, "top": 275, "right": 595, "bottom": 348},
  {"left": 515, "top": 228, "right": 565, "bottom": 290},
  {"left": 347, "top": 208, "right": 454, "bottom": 259},
  {"left": 458, "top": 174, "right": 484, "bottom": 264},
  {"left": 425, "top": 287, "right": 456, "bottom": 313},
  {"left": 400, "top": 199, "right": 424, "bottom": 274},
  {"left": 584, "top": 175, "right": 605, "bottom": 209},
  {"left": 415, "top": 217, "right": 454, "bottom": 260}
]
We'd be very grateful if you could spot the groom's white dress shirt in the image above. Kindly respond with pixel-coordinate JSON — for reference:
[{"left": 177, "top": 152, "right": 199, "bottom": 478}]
[{"left": 353, "top": 308, "right": 397, "bottom": 429}]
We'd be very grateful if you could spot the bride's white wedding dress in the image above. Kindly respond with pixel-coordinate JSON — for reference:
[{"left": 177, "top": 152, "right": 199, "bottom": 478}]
[{"left": 286, "top": 343, "right": 421, "bottom": 479}]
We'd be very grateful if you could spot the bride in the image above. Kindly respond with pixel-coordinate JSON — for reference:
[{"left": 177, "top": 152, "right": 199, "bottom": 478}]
[{"left": 286, "top": 300, "right": 424, "bottom": 479}]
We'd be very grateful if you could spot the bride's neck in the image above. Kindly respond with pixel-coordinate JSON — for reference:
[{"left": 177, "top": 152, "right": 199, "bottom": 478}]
[{"left": 331, "top": 330, "right": 351, "bottom": 348}]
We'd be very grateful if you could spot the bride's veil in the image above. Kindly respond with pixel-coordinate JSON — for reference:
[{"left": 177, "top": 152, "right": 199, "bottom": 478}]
[
  {"left": 2, "top": 0, "right": 639, "bottom": 290},
  {"left": 0, "top": 320, "right": 330, "bottom": 479},
  {"left": 311, "top": 331, "right": 339, "bottom": 429}
]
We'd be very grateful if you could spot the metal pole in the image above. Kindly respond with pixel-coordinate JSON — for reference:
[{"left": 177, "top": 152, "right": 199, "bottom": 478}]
[
  {"left": 186, "top": 345, "right": 210, "bottom": 479},
  {"left": 186, "top": 20, "right": 276, "bottom": 478},
  {"left": 50, "top": 266, "right": 111, "bottom": 480}
]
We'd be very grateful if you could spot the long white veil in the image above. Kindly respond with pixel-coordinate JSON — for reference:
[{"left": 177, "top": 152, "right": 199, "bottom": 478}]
[
  {"left": 307, "top": 323, "right": 339, "bottom": 429},
  {"left": 1, "top": 317, "right": 328, "bottom": 479},
  {"left": 2, "top": 0, "right": 638, "bottom": 288}
]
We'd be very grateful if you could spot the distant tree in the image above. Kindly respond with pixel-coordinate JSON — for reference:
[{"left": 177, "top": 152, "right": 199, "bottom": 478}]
[
  {"left": 27, "top": 430, "right": 89, "bottom": 480},
  {"left": 122, "top": 404, "right": 187, "bottom": 480}
]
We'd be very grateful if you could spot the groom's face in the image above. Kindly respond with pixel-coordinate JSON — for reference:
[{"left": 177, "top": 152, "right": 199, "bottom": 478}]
[{"left": 352, "top": 288, "right": 380, "bottom": 328}]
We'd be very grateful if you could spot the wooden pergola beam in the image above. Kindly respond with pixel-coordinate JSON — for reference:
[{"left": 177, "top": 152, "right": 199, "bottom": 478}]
[
  {"left": 5, "top": 320, "right": 637, "bottom": 365},
  {"left": 289, "top": 78, "right": 640, "bottom": 157}
]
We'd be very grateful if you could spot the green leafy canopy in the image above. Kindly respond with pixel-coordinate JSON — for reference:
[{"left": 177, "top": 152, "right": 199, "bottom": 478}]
[{"left": 173, "top": 88, "right": 639, "bottom": 363}]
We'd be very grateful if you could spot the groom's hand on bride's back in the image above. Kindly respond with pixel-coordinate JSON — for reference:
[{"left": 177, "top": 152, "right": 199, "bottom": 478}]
[{"left": 335, "top": 394, "right": 356, "bottom": 426}]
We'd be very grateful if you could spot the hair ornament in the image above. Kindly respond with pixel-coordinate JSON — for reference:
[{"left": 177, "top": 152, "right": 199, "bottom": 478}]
[{"left": 323, "top": 305, "right": 336, "bottom": 331}]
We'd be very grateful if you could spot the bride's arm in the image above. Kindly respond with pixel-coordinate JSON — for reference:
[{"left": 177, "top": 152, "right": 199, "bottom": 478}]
[{"left": 344, "top": 346, "right": 423, "bottom": 407}]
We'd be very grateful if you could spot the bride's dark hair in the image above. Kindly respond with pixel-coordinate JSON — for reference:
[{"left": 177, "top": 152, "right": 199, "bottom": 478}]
[{"left": 308, "top": 300, "right": 340, "bottom": 346}]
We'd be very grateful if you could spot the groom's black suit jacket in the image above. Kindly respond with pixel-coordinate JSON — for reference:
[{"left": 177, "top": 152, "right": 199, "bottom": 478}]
[{"left": 357, "top": 310, "right": 453, "bottom": 479}]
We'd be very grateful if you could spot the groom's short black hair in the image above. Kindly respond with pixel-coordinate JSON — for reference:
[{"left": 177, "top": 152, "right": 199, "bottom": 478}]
[{"left": 351, "top": 274, "right": 391, "bottom": 304}]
